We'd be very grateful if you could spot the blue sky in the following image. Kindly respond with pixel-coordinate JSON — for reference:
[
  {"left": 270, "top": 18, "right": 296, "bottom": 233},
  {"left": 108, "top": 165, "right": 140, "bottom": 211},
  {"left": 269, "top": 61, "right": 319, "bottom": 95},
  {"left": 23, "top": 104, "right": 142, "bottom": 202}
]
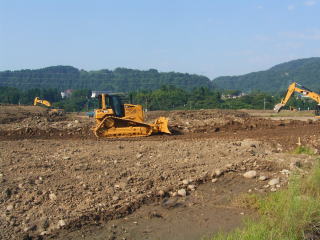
[{"left": 1, "top": 0, "right": 320, "bottom": 78}]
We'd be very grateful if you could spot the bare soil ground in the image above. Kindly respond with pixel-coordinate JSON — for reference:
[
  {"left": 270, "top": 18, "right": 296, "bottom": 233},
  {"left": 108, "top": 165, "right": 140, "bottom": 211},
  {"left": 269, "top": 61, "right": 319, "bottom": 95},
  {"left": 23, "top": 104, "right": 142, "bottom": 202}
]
[{"left": 0, "top": 106, "right": 319, "bottom": 240}]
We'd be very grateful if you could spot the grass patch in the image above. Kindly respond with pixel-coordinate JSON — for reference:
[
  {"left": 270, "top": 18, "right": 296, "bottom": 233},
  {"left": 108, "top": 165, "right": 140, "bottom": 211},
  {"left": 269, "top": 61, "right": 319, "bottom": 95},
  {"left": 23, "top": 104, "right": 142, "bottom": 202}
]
[
  {"left": 293, "top": 145, "right": 315, "bottom": 155},
  {"left": 209, "top": 160, "right": 320, "bottom": 240}
]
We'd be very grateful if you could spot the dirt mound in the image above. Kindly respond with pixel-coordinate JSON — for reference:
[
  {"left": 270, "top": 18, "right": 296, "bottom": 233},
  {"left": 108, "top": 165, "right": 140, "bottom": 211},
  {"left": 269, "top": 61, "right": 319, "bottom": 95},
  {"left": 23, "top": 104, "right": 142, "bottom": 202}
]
[
  {"left": 0, "top": 105, "right": 48, "bottom": 124},
  {"left": 0, "top": 105, "right": 66, "bottom": 124},
  {"left": 146, "top": 109, "right": 313, "bottom": 134}
]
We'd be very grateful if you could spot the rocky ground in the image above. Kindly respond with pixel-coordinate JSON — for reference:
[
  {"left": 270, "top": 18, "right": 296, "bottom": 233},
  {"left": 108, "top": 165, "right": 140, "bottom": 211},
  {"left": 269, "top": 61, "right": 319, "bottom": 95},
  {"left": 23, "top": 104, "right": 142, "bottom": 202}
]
[{"left": 0, "top": 106, "right": 319, "bottom": 240}]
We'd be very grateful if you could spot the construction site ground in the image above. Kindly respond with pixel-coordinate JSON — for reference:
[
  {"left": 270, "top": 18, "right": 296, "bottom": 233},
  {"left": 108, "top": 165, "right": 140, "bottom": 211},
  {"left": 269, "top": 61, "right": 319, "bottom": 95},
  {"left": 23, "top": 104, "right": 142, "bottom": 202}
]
[{"left": 1, "top": 105, "right": 319, "bottom": 240}]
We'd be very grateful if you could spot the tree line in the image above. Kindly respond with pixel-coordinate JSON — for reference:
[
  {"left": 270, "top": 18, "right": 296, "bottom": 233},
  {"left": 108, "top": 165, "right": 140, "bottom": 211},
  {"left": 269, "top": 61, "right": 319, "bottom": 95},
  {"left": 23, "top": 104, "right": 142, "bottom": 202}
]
[
  {"left": 0, "top": 66, "right": 213, "bottom": 92},
  {"left": 0, "top": 86, "right": 318, "bottom": 112}
]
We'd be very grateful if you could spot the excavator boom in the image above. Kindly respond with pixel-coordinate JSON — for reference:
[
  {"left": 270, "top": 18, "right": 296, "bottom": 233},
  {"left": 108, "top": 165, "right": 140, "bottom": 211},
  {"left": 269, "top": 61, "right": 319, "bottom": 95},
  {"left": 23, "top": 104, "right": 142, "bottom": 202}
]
[
  {"left": 33, "top": 97, "right": 52, "bottom": 107},
  {"left": 274, "top": 82, "right": 320, "bottom": 115}
]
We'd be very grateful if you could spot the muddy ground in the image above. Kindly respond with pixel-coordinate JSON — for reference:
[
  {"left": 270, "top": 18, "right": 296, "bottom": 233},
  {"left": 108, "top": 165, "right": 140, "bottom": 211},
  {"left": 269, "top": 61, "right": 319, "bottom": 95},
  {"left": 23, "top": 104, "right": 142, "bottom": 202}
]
[{"left": 0, "top": 106, "right": 319, "bottom": 240}]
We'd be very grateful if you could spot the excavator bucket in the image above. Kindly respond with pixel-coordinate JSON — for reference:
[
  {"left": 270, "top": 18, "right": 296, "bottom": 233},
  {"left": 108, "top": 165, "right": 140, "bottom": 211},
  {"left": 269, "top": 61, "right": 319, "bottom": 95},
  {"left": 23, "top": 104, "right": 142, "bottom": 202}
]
[
  {"left": 152, "top": 117, "right": 171, "bottom": 134},
  {"left": 274, "top": 103, "right": 284, "bottom": 113}
]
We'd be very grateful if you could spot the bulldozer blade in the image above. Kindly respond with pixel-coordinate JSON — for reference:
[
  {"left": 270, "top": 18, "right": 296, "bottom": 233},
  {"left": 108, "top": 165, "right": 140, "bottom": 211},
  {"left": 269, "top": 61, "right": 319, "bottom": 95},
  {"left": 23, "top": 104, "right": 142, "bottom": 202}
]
[
  {"left": 154, "top": 117, "right": 171, "bottom": 134},
  {"left": 274, "top": 103, "right": 284, "bottom": 113}
]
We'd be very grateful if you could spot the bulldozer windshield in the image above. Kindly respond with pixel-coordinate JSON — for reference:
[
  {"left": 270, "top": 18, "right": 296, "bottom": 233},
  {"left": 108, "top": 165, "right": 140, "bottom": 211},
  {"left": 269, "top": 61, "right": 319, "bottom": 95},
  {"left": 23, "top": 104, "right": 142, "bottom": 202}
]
[{"left": 109, "top": 95, "right": 125, "bottom": 117}]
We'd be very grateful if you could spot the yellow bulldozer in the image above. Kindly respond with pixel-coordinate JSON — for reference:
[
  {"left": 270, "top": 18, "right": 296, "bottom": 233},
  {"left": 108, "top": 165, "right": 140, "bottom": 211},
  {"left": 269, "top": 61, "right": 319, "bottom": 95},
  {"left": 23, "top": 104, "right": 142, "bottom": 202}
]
[
  {"left": 274, "top": 82, "right": 320, "bottom": 116},
  {"left": 93, "top": 94, "right": 171, "bottom": 138}
]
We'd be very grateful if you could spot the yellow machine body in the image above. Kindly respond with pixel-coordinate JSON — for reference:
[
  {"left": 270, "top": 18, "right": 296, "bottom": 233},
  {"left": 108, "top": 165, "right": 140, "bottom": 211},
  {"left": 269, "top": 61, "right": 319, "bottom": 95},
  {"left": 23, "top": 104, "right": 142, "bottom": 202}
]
[
  {"left": 93, "top": 94, "right": 171, "bottom": 138},
  {"left": 33, "top": 97, "right": 52, "bottom": 107},
  {"left": 274, "top": 82, "right": 320, "bottom": 116}
]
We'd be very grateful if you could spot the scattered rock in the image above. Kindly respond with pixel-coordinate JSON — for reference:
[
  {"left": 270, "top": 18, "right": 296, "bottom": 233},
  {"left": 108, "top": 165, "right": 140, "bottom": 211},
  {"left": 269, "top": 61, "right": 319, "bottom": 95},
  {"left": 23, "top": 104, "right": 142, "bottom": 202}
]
[
  {"left": 225, "top": 163, "right": 233, "bottom": 169},
  {"left": 213, "top": 169, "right": 223, "bottom": 177},
  {"left": 268, "top": 178, "right": 280, "bottom": 186},
  {"left": 57, "top": 219, "right": 66, "bottom": 228},
  {"left": 74, "top": 120, "right": 79, "bottom": 124},
  {"left": 212, "top": 178, "right": 218, "bottom": 183},
  {"left": 40, "top": 231, "right": 49, "bottom": 236},
  {"left": 6, "top": 204, "right": 14, "bottom": 211},
  {"left": 177, "top": 189, "right": 187, "bottom": 197},
  {"left": 62, "top": 156, "right": 71, "bottom": 160},
  {"left": 182, "top": 179, "right": 189, "bottom": 185},
  {"left": 280, "top": 169, "right": 290, "bottom": 175},
  {"left": 136, "top": 153, "right": 143, "bottom": 159},
  {"left": 161, "top": 197, "right": 179, "bottom": 209},
  {"left": 243, "top": 170, "right": 257, "bottom": 179},
  {"left": 259, "top": 175, "right": 268, "bottom": 181},
  {"left": 112, "top": 196, "right": 119, "bottom": 201},
  {"left": 49, "top": 193, "right": 57, "bottom": 201},
  {"left": 187, "top": 185, "right": 196, "bottom": 191},
  {"left": 157, "top": 190, "right": 165, "bottom": 197},
  {"left": 270, "top": 187, "right": 277, "bottom": 192},
  {"left": 23, "top": 224, "right": 37, "bottom": 232}
]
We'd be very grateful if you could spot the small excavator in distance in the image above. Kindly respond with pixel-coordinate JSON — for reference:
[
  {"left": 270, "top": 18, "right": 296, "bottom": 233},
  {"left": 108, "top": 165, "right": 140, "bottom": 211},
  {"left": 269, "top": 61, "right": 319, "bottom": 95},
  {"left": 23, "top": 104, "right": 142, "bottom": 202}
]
[
  {"left": 33, "top": 97, "right": 65, "bottom": 116},
  {"left": 93, "top": 94, "right": 171, "bottom": 138},
  {"left": 274, "top": 82, "right": 320, "bottom": 116},
  {"left": 33, "top": 97, "right": 52, "bottom": 107}
]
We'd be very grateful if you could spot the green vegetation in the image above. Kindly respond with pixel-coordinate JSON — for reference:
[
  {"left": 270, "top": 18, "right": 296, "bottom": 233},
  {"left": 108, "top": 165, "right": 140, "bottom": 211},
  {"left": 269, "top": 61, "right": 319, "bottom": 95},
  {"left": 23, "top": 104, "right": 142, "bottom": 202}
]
[
  {"left": 210, "top": 159, "right": 320, "bottom": 240},
  {"left": 1, "top": 85, "right": 319, "bottom": 112},
  {"left": 293, "top": 145, "right": 315, "bottom": 155},
  {"left": 0, "top": 66, "right": 213, "bottom": 91},
  {"left": 214, "top": 57, "right": 320, "bottom": 92},
  {"left": 0, "top": 87, "right": 61, "bottom": 105}
]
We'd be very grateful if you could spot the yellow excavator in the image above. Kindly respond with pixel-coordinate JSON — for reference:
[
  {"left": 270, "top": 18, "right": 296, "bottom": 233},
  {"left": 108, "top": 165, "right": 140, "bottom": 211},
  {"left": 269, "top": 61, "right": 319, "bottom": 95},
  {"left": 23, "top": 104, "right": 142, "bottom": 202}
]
[
  {"left": 274, "top": 82, "right": 320, "bottom": 116},
  {"left": 33, "top": 97, "right": 64, "bottom": 116},
  {"left": 33, "top": 97, "right": 52, "bottom": 107},
  {"left": 93, "top": 94, "right": 171, "bottom": 138}
]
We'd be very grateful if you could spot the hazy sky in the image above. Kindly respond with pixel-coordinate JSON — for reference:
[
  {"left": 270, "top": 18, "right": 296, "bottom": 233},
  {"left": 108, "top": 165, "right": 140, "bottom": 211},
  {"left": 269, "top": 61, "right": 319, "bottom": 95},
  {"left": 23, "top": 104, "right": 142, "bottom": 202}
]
[{"left": 1, "top": 0, "right": 320, "bottom": 78}]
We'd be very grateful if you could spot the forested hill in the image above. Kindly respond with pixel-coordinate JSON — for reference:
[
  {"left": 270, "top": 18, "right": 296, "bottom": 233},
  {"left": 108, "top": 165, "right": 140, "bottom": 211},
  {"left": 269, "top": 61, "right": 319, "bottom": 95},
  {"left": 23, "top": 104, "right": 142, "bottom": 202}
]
[
  {"left": 0, "top": 66, "right": 213, "bottom": 91},
  {"left": 213, "top": 57, "right": 320, "bottom": 92}
]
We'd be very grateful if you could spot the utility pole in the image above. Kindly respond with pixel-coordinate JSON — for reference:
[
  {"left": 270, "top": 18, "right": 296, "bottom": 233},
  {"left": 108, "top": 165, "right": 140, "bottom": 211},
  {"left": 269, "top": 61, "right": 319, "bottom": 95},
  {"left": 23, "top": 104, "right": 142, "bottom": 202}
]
[{"left": 263, "top": 98, "right": 266, "bottom": 110}]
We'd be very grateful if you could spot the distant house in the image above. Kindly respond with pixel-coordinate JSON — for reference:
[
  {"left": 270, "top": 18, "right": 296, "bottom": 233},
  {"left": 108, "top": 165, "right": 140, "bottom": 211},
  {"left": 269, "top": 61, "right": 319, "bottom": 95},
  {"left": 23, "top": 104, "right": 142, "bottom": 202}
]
[
  {"left": 221, "top": 92, "right": 246, "bottom": 100},
  {"left": 61, "top": 89, "right": 73, "bottom": 99}
]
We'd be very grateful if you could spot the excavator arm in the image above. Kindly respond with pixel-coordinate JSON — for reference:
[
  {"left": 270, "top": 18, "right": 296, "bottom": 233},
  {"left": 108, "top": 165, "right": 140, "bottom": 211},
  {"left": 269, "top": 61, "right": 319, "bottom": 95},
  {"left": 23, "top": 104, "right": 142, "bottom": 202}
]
[
  {"left": 274, "top": 82, "right": 320, "bottom": 112},
  {"left": 33, "top": 97, "right": 52, "bottom": 107}
]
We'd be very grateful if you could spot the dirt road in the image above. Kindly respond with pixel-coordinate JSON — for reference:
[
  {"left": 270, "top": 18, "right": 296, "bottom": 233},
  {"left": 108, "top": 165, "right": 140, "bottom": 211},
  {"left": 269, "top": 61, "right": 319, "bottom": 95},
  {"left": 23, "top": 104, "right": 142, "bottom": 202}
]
[{"left": 0, "top": 106, "right": 319, "bottom": 240}]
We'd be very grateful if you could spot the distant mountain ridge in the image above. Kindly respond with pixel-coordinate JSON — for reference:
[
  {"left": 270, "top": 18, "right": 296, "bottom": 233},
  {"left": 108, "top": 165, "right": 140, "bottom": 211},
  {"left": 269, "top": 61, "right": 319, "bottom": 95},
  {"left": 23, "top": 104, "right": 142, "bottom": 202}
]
[
  {"left": 0, "top": 66, "right": 213, "bottom": 92},
  {"left": 213, "top": 57, "right": 320, "bottom": 92},
  {"left": 1, "top": 57, "right": 320, "bottom": 93}
]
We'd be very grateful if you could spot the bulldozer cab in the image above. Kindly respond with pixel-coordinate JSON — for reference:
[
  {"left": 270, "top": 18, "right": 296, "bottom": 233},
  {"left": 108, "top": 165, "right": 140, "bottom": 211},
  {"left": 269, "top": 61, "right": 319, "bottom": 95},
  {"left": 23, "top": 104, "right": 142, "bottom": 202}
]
[
  {"left": 98, "top": 94, "right": 125, "bottom": 118},
  {"left": 109, "top": 95, "right": 125, "bottom": 118}
]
